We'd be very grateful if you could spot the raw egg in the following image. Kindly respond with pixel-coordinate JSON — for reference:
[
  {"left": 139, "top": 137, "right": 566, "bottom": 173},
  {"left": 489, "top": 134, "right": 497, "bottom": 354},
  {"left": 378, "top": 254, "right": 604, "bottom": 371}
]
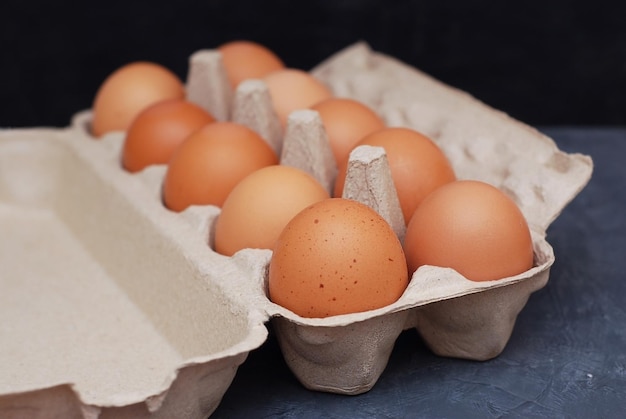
[
  {"left": 162, "top": 122, "right": 277, "bottom": 211},
  {"left": 334, "top": 127, "right": 456, "bottom": 224},
  {"left": 269, "top": 198, "right": 409, "bottom": 318},
  {"left": 263, "top": 69, "right": 333, "bottom": 127},
  {"left": 214, "top": 165, "right": 330, "bottom": 256},
  {"left": 218, "top": 40, "right": 285, "bottom": 88},
  {"left": 122, "top": 99, "right": 215, "bottom": 172},
  {"left": 403, "top": 180, "right": 534, "bottom": 282},
  {"left": 91, "top": 62, "right": 185, "bottom": 137},
  {"left": 311, "top": 97, "right": 386, "bottom": 166}
]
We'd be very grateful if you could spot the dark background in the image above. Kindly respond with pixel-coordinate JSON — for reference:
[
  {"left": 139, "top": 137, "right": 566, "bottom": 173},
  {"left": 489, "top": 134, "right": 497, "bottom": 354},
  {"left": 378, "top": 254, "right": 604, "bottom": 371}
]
[{"left": 2, "top": 0, "right": 626, "bottom": 129}]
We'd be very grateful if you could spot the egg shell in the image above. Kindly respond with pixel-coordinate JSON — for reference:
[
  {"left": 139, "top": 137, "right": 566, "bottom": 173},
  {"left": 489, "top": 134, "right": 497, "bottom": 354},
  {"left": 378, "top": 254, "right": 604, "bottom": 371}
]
[
  {"left": 91, "top": 62, "right": 186, "bottom": 137},
  {"left": 263, "top": 68, "right": 333, "bottom": 127},
  {"left": 334, "top": 126, "right": 457, "bottom": 224},
  {"left": 310, "top": 97, "right": 386, "bottom": 166},
  {"left": 404, "top": 180, "right": 535, "bottom": 282},
  {"left": 214, "top": 165, "right": 330, "bottom": 256},
  {"left": 122, "top": 99, "right": 215, "bottom": 173},
  {"left": 218, "top": 40, "right": 285, "bottom": 89},
  {"left": 162, "top": 122, "right": 278, "bottom": 211},
  {"left": 0, "top": 42, "right": 593, "bottom": 417},
  {"left": 268, "top": 198, "right": 409, "bottom": 318}
]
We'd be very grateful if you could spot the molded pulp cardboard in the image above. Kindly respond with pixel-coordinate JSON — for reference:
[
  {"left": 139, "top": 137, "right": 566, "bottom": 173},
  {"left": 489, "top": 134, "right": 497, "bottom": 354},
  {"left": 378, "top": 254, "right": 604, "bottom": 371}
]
[{"left": 0, "top": 42, "right": 593, "bottom": 417}]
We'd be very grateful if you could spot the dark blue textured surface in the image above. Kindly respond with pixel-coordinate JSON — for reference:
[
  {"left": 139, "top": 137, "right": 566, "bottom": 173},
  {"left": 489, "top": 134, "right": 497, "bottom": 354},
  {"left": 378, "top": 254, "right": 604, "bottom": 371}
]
[{"left": 212, "top": 128, "right": 626, "bottom": 418}]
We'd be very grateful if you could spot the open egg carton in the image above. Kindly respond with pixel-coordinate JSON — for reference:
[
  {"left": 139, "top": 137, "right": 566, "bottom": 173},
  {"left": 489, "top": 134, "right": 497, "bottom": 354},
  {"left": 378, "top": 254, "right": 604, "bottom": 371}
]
[{"left": 0, "top": 42, "right": 593, "bottom": 418}]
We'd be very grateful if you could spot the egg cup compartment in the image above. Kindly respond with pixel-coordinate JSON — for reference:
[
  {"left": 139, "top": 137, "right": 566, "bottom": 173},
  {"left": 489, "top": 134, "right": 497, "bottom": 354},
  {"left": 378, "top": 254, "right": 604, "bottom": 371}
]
[
  {"left": 2, "top": 41, "right": 593, "bottom": 415},
  {"left": 272, "top": 310, "right": 410, "bottom": 395},
  {"left": 409, "top": 234, "right": 553, "bottom": 361}
]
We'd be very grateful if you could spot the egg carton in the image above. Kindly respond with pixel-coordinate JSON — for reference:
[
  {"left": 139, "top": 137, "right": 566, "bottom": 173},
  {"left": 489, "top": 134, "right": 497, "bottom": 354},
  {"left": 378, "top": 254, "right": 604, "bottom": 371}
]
[{"left": 0, "top": 42, "right": 593, "bottom": 417}]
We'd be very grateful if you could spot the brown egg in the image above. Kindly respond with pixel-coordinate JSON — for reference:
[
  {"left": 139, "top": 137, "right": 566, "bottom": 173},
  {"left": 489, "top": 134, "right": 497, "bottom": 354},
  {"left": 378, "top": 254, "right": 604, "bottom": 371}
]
[
  {"left": 263, "top": 69, "right": 333, "bottom": 127},
  {"left": 218, "top": 40, "right": 285, "bottom": 88},
  {"left": 122, "top": 99, "right": 215, "bottom": 172},
  {"left": 403, "top": 180, "right": 534, "bottom": 282},
  {"left": 334, "top": 127, "right": 456, "bottom": 224},
  {"left": 214, "top": 165, "right": 330, "bottom": 256},
  {"left": 162, "top": 122, "right": 278, "bottom": 212},
  {"left": 91, "top": 62, "right": 185, "bottom": 137},
  {"left": 269, "top": 198, "right": 409, "bottom": 318},
  {"left": 311, "top": 97, "right": 385, "bottom": 166}
]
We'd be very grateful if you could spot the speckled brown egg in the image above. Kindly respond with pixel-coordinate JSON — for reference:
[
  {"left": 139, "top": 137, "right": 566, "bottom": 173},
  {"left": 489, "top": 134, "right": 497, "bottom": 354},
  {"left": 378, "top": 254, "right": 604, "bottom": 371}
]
[{"left": 268, "top": 198, "right": 409, "bottom": 318}]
